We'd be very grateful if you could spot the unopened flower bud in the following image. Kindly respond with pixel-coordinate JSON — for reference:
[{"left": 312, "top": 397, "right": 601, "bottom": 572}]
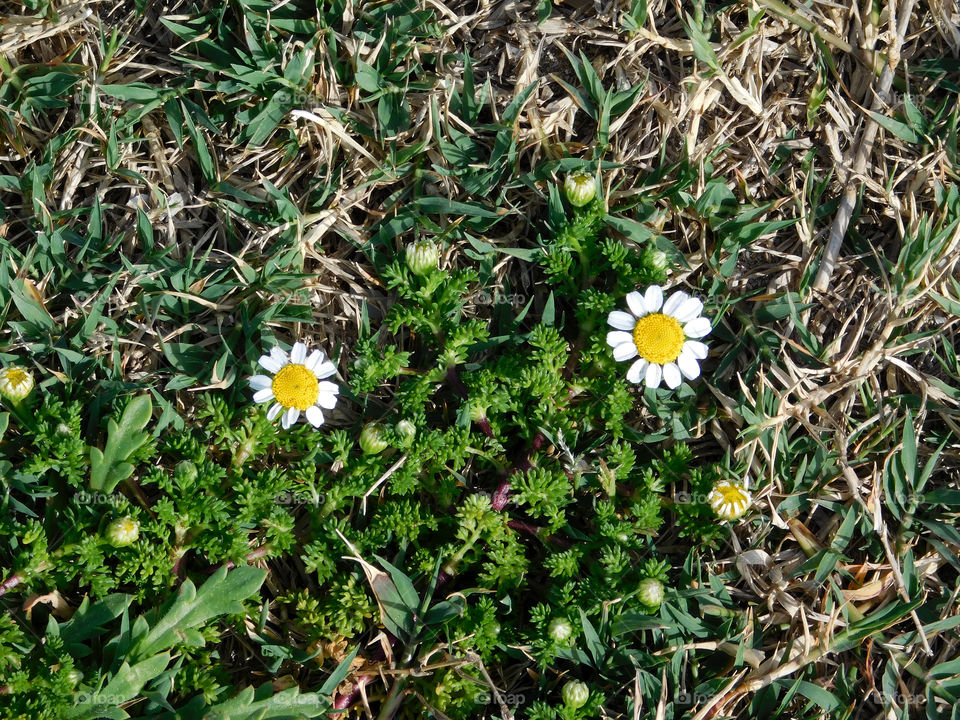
[
  {"left": 563, "top": 170, "right": 597, "bottom": 207},
  {"left": 106, "top": 517, "right": 140, "bottom": 547},
  {"left": 637, "top": 577, "right": 665, "bottom": 612},
  {"left": 561, "top": 680, "right": 589, "bottom": 708},
  {"left": 176, "top": 460, "right": 198, "bottom": 483},
  {"left": 395, "top": 419, "right": 416, "bottom": 447},
  {"left": 405, "top": 241, "right": 439, "bottom": 276},
  {"left": 650, "top": 249, "right": 669, "bottom": 271},
  {"left": 0, "top": 366, "right": 34, "bottom": 402},
  {"left": 359, "top": 423, "right": 389, "bottom": 455},
  {"left": 548, "top": 617, "right": 572, "bottom": 642}
]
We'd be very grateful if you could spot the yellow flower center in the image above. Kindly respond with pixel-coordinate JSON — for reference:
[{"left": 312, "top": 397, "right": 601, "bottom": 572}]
[
  {"left": 3, "top": 368, "right": 28, "bottom": 387},
  {"left": 632, "top": 313, "right": 685, "bottom": 365},
  {"left": 569, "top": 172, "right": 591, "bottom": 188},
  {"left": 716, "top": 483, "right": 748, "bottom": 505},
  {"left": 272, "top": 364, "right": 319, "bottom": 411}
]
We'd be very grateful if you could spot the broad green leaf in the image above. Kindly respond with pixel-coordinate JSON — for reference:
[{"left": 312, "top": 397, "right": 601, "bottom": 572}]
[
  {"left": 868, "top": 109, "right": 920, "bottom": 143},
  {"left": 132, "top": 566, "right": 267, "bottom": 660}
]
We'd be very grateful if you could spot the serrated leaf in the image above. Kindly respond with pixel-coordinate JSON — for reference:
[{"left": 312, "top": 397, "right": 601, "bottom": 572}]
[
  {"left": 132, "top": 566, "right": 267, "bottom": 660},
  {"left": 89, "top": 395, "right": 153, "bottom": 492}
]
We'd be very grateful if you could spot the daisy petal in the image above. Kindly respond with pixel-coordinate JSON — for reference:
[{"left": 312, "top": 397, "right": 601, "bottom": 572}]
[
  {"left": 626, "top": 358, "right": 648, "bottom": 384},
  {"left": 317, "top": 381, "right": 339, "bottom": 395},
  {"left": 252, "top": 388, "right": 274, "bottom": 404},
  {"left": 613, "top": 342, "right": 639, "bottom": 362},
  {"left": 607, "top": 331, "right": 633, "bottom": 347},
  {"left": 304, "top": 349, "right": 324, "bottom": 371},
  {"left": 258, "top": 354, "right": 283, "bottom": 373},
  {"left": 685, "top": 317, "right": 712, "bottom": 338},
  {"left": 281, "top": 407, "right": 300, "bottom": 429},
  {"left": 313, "top": 361, "right": 337, "bottom": 379},
  {"left": 270, "top": 346, "right": 289, "bottom": 365},
  {"left": 290, "top": 342, "right": 307, "bottom": 364},
  {"left": 644, "top": 285, "right": 663, "bottom": 312},
  {"left": 684, "top": 340, "right": 709, "bottom": 360},
  {"left": 608, "top": 311, "right": 636, "bottom": 331},
  {"left": 316, "top": 391, "right": 338, "bottom": 409},
  {"left": 677, "top": 351, "right": 701, "bottom": 380},
  {"left": 662, "top": 290, "right": 689, "bottom": 316},
  {"left": 306, "top": 406, "right": 324, "bottom": 427},
  {"left": 267, "top": 403, "right": 283, "bottom": 421},
  {"left": 626, "top": 291, "right": 646, "bottom": 317},
  {"left": 663, "top": 362, "right": 682, "bottom": 389},
  {"left": 645, "top": 363, "right": 662, "bottom": 388},
  {"left": 672, "top": 297, "right": 703, "bottom": 323},
  {"left": 249, "top": 374, "right": 272, "bottom": 391}
]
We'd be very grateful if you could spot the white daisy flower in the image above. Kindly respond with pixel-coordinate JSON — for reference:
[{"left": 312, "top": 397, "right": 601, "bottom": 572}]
[
  {"left": 249, "top": 342, "right": 339, "bottom": 430},
  {"left": 606, "top": 285, "right": 711, "bottom": 389},
  {"left": 708, "top": 479, "right": 752, "bottom": 521}
]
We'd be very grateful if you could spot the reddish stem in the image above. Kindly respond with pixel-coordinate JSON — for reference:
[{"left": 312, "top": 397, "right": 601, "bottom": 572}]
[
  {"left": 445, "top": 367, "right": 493, "bottom": 438},
  {"left": 491, "top": 431, "right": 545, "bottom": 510},
  {"left": 0, "top": 573, "right": 22, "bottom": 598},
  {"left": 223, "top": 543, "right": 271, "bottom": 571},
  {"left": 507, "top": 519, "right": 541, "bottom": 537}
]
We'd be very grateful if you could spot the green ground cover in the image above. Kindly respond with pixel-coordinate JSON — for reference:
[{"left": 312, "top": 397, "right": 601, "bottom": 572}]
[{"left": 1, "top": 1, "right": 960, "bottom": 718}]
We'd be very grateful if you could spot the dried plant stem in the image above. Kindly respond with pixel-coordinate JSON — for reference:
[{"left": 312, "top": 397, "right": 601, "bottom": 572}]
[
  {"left": 751, "top": 0, "right": 853, "bottom": 54},
  {"left": 812, "top": 0, "right": 918, "bottom": 292}
]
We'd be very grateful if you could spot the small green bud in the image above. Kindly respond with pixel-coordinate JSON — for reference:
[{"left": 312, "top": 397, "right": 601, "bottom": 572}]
[
  {"left": 395, "top": 419, "right": 416, "bottom": 447},
  {"left": 405, "top": 240, "right": 439, "bottom": 276},
  {"left": 0, "top": 365, "right": 34, "bottom": 402},
  {"left": 650, "top": 249, "right": 668, "bottom": 271},
  {"left": 548, "top": 617, "right": 572, "bottom": 642},
  {"left": 563, "top": 170, "right": 597, "bottom": 207},
  {"left": 561, "top": 680, "right": 589, "bottom": 708},
  {"left": 66, "top": 669, "right": 83, "bottom": 685},
  {"left": 468, "top": 404, "right": 487, "bottom": 422},
  {"left": 637, "top": 577, "right": 664, "bottom": 612},
  {"left": 359, "top": 423, "right": 389, "bottom": 455},
  {"left": 106, "top": 517, "right": 140, "bottom": 547},
  {"left": 176, "top": 460, "right": 198, "bottom": 483}
]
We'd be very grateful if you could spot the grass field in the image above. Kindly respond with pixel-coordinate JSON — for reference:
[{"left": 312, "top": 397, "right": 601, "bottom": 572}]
[{"left": 1, "top": 0, "right": 960, "bottom": 718}]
